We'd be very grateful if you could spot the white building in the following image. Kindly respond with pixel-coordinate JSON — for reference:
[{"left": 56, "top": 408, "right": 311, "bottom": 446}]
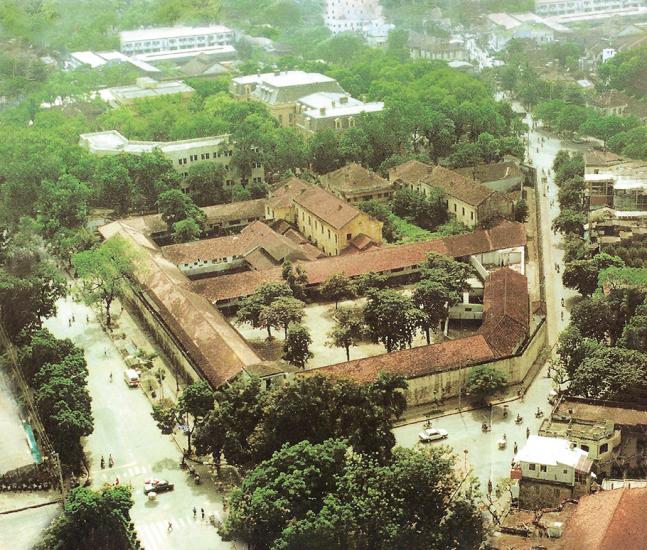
[
  {"left": 535, "top": 0, "right": 647, "bottom": 20},
  {"left": 295, "top": 92, "right": 383, "bottom": 135},
  {"left": 120, "top": 25, "right": 234, "bottom": 58},
  {"left": 79, "top": 130, "right": 265, "bottom": 187},
  {"left": 99, "top": 77, "right": 195, "bottom": 107},
  {"left": 66, "top": 51, "right": 160, "bottom": 73},
  {"left": 324, "top": 0, "right": 386, "bottom": 34}
]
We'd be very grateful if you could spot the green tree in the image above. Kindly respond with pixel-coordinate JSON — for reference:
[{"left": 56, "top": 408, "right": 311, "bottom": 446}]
[
  {"left": 557, "top": 176, "right": 585, "bottom": 211},
  {"left": 309, "top": 129, "right": 342, "bottom": 173},
  {"left": 281, "top": 260, "right": 308, "bottom": 300},
  {"left": 320, "top": 273, "right": 356, "bottom": 308},
  {"left": 18, "top": 328, "right": 76, "bottom": 383},
  {"left": 562, "top": 253, "right": 625, "bottom": 296},
  {"left": 514, "top": 198, "right": 529, "bottom": 222},
  {"left": 552, "top": 209, "right": 586, "bottom": 236},
  {"left": 363, "top": 289, "right": 424, "bottom": 352},
  {"left": 36, "top": 485, "right": 136, "bottom": 550},
  {"left": 619, "top": 300, "right": 647, "bottom": 353},
  {"left": 156, "top": 189, "right": 205, "bottom": 229},
  {"left": 171, "top": 218, "right": 201, "bottom": 243},
  {"left": 569, "top": 295, "right": 613, "bottom": 342},
  {"left": 230, "top": 183, "right": 252, "bottom": 202},
  {"left": 92, "top": 156, "right": 133, "bottom": 217},
  {"left": 261, "top": 296, "right": 306, "bottom": 339},
  {"left": 185, "top": 162, "right": 227, "bottom": 206},
  {"left": 357, "top": 200, "right": 398, "bottom": 242},
  {"left": 237, "top": 282, "right": 294, "bottom": 339},
  {"left": 464, "top": 365, "right": 507, "bottom": 405},
  {"left": 283, "top": 322, "right": 313, "bottom": 369},
  {"left": 326, "top": 306, "right": 365, "bottom": 361},
  {"left": 39, "top": 175, "right": 91, "bottom": 236},
  {"left": 356, "top": 271, "right": 388, "bottom": 294},
  {"left": 72, "top": 237, "right": 136, "bottom": 328},
  {"left": 556, "top": 325, "right": 602, "bottom": 379},
  {"left": 413, "top": 278, "right": 460, "bottom": 344}
]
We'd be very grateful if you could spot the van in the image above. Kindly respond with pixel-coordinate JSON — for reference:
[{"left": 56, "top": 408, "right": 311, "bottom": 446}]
[{"left": 124, "top": 369, "right": 140, "bottom": 387}]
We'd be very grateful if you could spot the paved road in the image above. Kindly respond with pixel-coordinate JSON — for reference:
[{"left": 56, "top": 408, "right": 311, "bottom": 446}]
[
  {"left": 395, "top": 111, "right": 585, "bottom": 491},
  {"left": 0, "top": 501, "right": 61, "bottom": 550},
  {"left": 44, "top": 296, "right": 234, "bottom": 550},
  {"left": 0, "top": 367, "right": 35, "bottom": 473}
]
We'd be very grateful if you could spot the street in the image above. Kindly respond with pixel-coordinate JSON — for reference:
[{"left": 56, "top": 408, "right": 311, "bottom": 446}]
[
  {"left": 44, "top": 296, "right": 235, "bottom": 550},
  {"left": 395, "top": 113, "right": 582, "bottom": 490}
]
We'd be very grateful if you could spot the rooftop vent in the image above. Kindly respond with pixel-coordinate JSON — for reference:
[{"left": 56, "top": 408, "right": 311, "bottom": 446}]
[{"left": 320, "top": 107, "right": 326, "bottom": 116}]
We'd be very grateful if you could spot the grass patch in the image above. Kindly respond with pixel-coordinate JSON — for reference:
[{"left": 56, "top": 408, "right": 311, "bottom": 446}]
[{"left": 389, "top": 215, "right": 471, "bottom": 244}]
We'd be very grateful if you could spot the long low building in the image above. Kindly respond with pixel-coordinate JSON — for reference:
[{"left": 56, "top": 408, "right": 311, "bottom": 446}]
[
  {"left": 192, "top": 219, "right": 526, "bottom": 307},
  {"left": 79, "top": 130, "right": 265, "bottom": 187}
]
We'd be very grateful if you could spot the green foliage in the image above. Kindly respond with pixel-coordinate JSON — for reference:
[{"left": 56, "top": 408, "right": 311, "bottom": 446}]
[
  {"left": 282, "top": 322, "right": 313, "bottom": 369},
  {"left": 619, "top": 300, "right": 647, "bottom": 353},
  {"left": 598, "top": 45, "right": 647, "bottom": 97},
  {"left": 514, "top": 198, "right": 529, "bottom": 222},
  {"left": 569, "top": 295, "right": 614, "bottom": 343},
  {"left": 185, "top": 162, "right": 227, "bottom": 207},
  {"left": 326, "top": 306, "right": 365, "bottom": 361},
  {"left": 319, "top": 273, "right": 356, "bottom": 308},
  {"left": 552, "top": 209, "right": 586, "bottom": 237},
  {"left": 357, "top": 200, "right": 399, "bottom": 242},
  {"left": 562, "top": 253, "right": 625, "bottom": 296},
  {"left": 36, "top": 485, "right": 135, "bottom": 550},
  {"left": 464, "top": 365, "right": 507, "bottom": 404},
  {"left": 556, "top": 326, "right": 602, "bottom": 379},
  {"left": 392, "top": 187, "right": 447, "bottom": 231},
  {"left": 261, "top": 296, "right": 306, "bottom": 339},
  {"left": 157, "top": 189, "right": 205, "bottom": 230},
  {"left": 223, "top": 441, "right": 485, "bottom": 550},
  {"left": 237, "top": 282, "right": 294, "bottom": 338},
  {"left": 171, "top": 218, "right": 201, "bottom": 243},
  {"left": 363, "top": 289, "right": 424, "bottom": 352},
  {"left": 281, "top": 260, "right": 308, "bottom": 301},
  {"left": 72, "top": 237, "right": 137, "bottom": 328}
]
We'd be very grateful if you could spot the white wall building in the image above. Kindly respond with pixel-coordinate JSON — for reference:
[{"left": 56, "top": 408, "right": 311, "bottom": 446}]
[
  {"left": 324, "top": 0, "right": 386, "bottom": 34},
  {"left": 535, "top": 0, "right": 647, "bottom": 20},
  {"left": 79, "top": 130, "right": 264, "bottom": 188},
  {"left": 120, "top": 25, "right": 233, "bottom": 57}
]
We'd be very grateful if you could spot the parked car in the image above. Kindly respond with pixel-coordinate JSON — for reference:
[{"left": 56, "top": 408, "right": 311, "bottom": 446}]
[
  {"left": 418, "top": 428, "right": 448, "bottom": 443},
  {"left": 143, "top": 479, "right": 174, "bottom": 495}
]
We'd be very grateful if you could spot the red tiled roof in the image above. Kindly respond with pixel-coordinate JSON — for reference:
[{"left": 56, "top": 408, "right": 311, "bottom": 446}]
[
  {"left": 192, "top": 221, "right": 527, "bottom": 303},
  {"left": 455, "top": 161, "right": 522, "bottom": 184},
  {"left": 299, "top": 335, "right": 496, "bottom": 383},
  {"left": 479, "top": 268, "right": 529, "bottom": 356},
  {"left": 321, "top": 163, "right": 392, "bottom": 194},
  {"left": 561, "top": 488, "right": 647, "bottom": 550},
  {"left": 267, "top": 177, "right": 310, "bottom": 210},
  {"left": 293, "top": 185, "right": 361, "bottom": 229},
  {"left": 388, "top": 159, "right": 434, "bottom": 184},
  {"left": 424, "top": 165, "right": 496, "bottom": 206}
]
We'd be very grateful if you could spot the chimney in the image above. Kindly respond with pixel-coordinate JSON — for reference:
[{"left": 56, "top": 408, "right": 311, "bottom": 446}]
[
  {"left": 320, "top": 107, "right": 326, "bottom": 116},
  {"left": 332, "top": 100, "right": 336, "bottom": 108},
  {"left": 339, "top": 95, "right": 349, "bottom": 105},
  {"left": 338, "top": 204, "right": 343, "bottom": 210},
  {"left": 274, "top": 69, "right": 280, "bottom": 76}
]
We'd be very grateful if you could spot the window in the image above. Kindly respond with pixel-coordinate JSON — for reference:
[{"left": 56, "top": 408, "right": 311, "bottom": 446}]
[
  {"left": 528, "top": 463, "right": 536, "bottom": 471},
  {"left": 580, "top": 444, "right": 589, "bottom": 452},
  {"left": 205, "top": 152, "right": 210, "bottom": 159},
  {"left": 600, "top": 443, "right": 608, "bottom": 454},
  {"left": 346, "top": 233, "right": 352, "bottom": 240},
  {"left": 454, "top": 203, "right": 457, "bottom": 212},
  {"left": 470, "top": 211, "right": 474, "bottom": 220},
  {"left": 540, "top": 465, "right": 547, "bottom": 472},
  {"left": 462, "top": 207, "right": 465, "bottom": 216}
]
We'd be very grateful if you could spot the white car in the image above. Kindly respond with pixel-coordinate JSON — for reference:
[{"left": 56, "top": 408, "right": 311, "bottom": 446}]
[{"left": 418, "top": 428, "right": 449, "bottom": 443}]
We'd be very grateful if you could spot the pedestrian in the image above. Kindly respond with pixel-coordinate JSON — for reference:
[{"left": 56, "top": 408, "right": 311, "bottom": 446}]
[
  {"left": 72, "top": 315, "right": 75, "bottom": 323},
  {"left": 86, "top": 315, "right": 89, "bottom": 323},
  {"left": 167, "top": 521, "right": 173, "bottom": 533},
  {"left": 109, "top": 372, "right": 113, "bottom": 383},
  {"left": 514, "top": 442, "right": 518, "bottom": 454},
  {"left": 115, "top": 477, "right": 119, "bottom": 485},
  {"left": 201, "top": 508, "right": 205, "bottom": 520},
  {"left": 526, "top": 427, "right": 530, "bottom": 439},
  {"left": 487, "top": 479, "right": 492, "bottom": 495},
  {"left": 68, "top": 318, "right": 72, "bottom": 327},
  {"left": 104, "top": 347, "right": 107, "bottom": 357},
  {"left": 193, "top": 507, "right": 197, "bottom": 519}
]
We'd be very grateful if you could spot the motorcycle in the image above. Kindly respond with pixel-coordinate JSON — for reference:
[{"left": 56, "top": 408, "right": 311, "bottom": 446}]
[
  {"left": 481, "top": 423, "right": 490, "bottom": 432},
  {"left": 515, "top": 414, "right": 523, "bottom": 424},
  {"left": 535, "top": 408, "right": 544, "bottom": 418}
]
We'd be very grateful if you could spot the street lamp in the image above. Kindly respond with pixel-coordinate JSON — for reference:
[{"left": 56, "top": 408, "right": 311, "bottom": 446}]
[{"left": 463, "top": 449, "right": 469, "bottom": 472}]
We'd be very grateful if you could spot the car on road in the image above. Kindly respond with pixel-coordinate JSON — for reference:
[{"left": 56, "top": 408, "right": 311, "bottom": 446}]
[
  {"left": 418, "top": 428, "right": 448, "bottom": 443},
  {"left": 143, "top": 479, "right": 174, "bottom": 495}
]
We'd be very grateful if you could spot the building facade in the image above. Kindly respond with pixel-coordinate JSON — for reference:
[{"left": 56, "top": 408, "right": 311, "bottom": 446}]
[
  {"left": 120, "top": 25, "right": 233, "bottom": 57},
  {"left": 295, "top": 93, "right": 383, "bottom": 135},
  {"left": 320, "top": 163, "right": 394, "bottom": 204},
  {"left": 535, "top": 0, "right": 646, "bottom": 19},
  {"left": 324, "top": 0, "right": 386, "bottom": 34},
  {"left": 79, "top": 130, "right": 265, "bottom": 189}
]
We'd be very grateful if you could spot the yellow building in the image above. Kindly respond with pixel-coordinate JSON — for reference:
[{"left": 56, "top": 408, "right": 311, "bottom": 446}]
[
  {"left": 266, "top": 177, "right": 383, "bottom": 255},
  {"left": 389, "top": 160, "right": 513, "bottom": 228},
  {"left": 230, "top": 71, "right": 346, "bottom": 128},
  {"left": 320, "top": 163, "right": 394, "bottom": 204}
]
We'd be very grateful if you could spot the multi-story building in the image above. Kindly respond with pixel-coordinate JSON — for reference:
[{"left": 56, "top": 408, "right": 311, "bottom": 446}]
[
  {"left": 230, "top": 71, "right": 346, "bottom": 128},
  {"left": 295, "top": 93, "right": 383, "bottom": 135},
  {"left": 120, "top": 25, "right": 233, "bottom": 58},
  {"left": 408, "top": 32, "right": 467, "bottom": 61},
  {"left": 535, "top": 0, "right": 647, "bottom": 20},
  {"left": 324, "top": 0, "right": 386, "bottom": 34},
  {"left": 389, "top": 161, "right": 514, "bottom": 228},
  {"left": 512, "top": 435, "right": 593, "bottom": 508},
  {"left": 79, "top": 130, "right": 265, "bottom": 189},
  {"left": 66, "top": 51, "right": 160, "bottom": 73},
  {"left": 319, "top": 163, "right": 393, "bottom": 204},
  {"left": 265, "top": 177, "right": 383, "bottom": 256}
]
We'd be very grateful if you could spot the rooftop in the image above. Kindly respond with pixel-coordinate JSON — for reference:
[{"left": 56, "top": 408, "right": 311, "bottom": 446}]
[
  {"left": 321, "top": 163, "right": 392, "bottom": 195},
  {"left": 80, "top": 130, "right": 228, "bottom": 155},
  {"left": 298, "top": 335, "right": 496, "bottom": 383},
  {"left": 293, "top": 186, "right": 362, "bottom": 229},
  {"left": 267, "top": 177, "right": 311, "bottom": 210},
  {"left": 69, "top": 50, "right": 159, "bottom": 72},
  {"left": 554, "top": 399, "right": 647, "bottom": 427},
  {"left": 561, "top": 488, "right": 647, "bottom": 549},
  {"left": 120, "top": 25, "right": 232, "bottom": 43},
  {"left": 424, "top": 166, "right": 498, "bottom": 206},
  {"left": 514, "top": 435, "right": 592, "bottom": 471},
  {"left": 233, "top": 70, "right": 336, "bottom": 88},
  {"left": 192, "top": 220, "right": 527, "bottom": 303},
  {"left": 388, "top": 159, "right": 435, "bottom": 184},
  {"left": 455, "top": 161, "right": 523, "bottom": 184}
]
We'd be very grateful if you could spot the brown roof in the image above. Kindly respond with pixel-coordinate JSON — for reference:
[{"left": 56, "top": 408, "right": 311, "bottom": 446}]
[
  {"left": 293, "top": 185, "right": 361, "bottom": 229},
  {"left": 161, "top": 221, "right": 317, "bottom": 265},
  {"left": 555, "top": 399, "right": 647, "bottom": 427},
  {"left": 590, "top": 89, "right": 632, "bottom": 109},
  {"left": 561, "top": 488, "right": 647, "bottom": 550},
  {"left": 267, "top": 177, "right": 310, "bottom": 210},
  {"left": 388, "top": 159, "right": 434, "bottom": 184},
  {"left": 455, "top": 161, "right": 522, "bottom": 184},
  {"left": 321, "top": 163, "right": 392, "bottom": 195},
  {"left": 99, "top": 220, "right": 262, "bottom": 388},
  {"left": 193, "top": 220, "right": 527, "bottom": 303},
  {"left": 120, "top": 199, "right": 266, "bottom": 235},
  {"left": 584, "top": 150, "right": 624, "bottom": 166},
  {"left": 479, "top": 268, "right": 529, "bottom": 356},
  {"left": 424, "top": 166, "right": 496, "bottom": 206},
  {"left": 298, "top": 335, "right": 496, "bottom": 384}
]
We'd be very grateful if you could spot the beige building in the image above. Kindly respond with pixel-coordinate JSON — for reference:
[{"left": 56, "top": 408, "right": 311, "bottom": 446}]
[
  {"left": 101, "top": 77, "right": 195, "bottom": 107},
  {"left": 295, "top": 92, "right": 383, "bottom": 136},
  {"left": 389, "top": 160, "right": 513, "bottom": 228},
  {"left": 320, "top": 163, "right": 393, "bottom": 204},
  {"left": 79, "top": 130, "right": 265, "bottom": 189},
  {"left": 230, "top": 71, "right": 346, "bottom": 128},
  {"left": 265, "top": 177, "right": 383, "bottom": 256}
]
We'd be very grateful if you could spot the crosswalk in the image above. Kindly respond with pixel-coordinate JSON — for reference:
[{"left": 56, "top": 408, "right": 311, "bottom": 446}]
[
  {"left": 92, "top": 462, "right": 150, "bottom": 486},
  {"left": 137, "top": 512, "right": 224, "bottom": 550}
]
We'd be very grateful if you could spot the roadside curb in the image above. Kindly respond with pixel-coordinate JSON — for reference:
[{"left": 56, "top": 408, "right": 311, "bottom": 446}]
[{"left": 0, "top": 498, "right": 62, "bottom": 515}]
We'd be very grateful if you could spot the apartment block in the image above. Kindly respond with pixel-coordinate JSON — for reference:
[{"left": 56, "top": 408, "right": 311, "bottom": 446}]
[{"left": 120, "top": 25, "right": 233, "bottom": 57}]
